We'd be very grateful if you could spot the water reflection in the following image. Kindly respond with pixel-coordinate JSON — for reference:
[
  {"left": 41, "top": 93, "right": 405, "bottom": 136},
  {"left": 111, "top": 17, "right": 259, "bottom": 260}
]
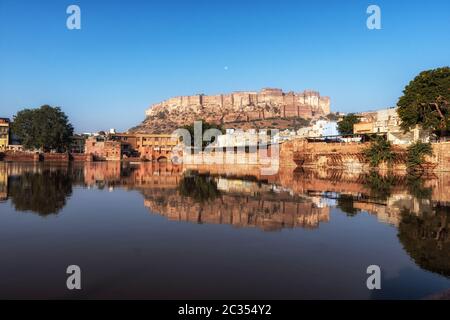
[
  {"left": 399, "top": 205, "right": 450, "bottom": 277},
  {"left": 1, "top": 164, "right": 74, "bottom": 216},
  {"left": 0, "top": 162, "right": 449, "bottom": 281},
  {"left": 178, "top": 173, "right": 221, "bottom": 203}
]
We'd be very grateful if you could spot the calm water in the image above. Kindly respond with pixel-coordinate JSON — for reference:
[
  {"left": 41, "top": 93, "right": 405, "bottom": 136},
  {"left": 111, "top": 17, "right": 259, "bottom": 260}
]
[{"left": 0, "top": 162, "right": 449, "bottom": 299}]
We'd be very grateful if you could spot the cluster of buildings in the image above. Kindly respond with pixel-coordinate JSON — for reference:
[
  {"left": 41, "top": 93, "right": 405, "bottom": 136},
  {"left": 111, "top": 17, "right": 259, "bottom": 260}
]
[
  {"left": 0, "top": 106, "right": 432, "bottom": 163},
  {"left": 0, "top": 119, "right": 180, "bottom": 162},
  {"left": 84, "top": 132, "right": 179, "bottom": 161},
  {"left": 255, "top": 107, "right": 426, "bottom": 145},
  {"left": 353, "top": 107, "right": 428, "bottom": 144}
]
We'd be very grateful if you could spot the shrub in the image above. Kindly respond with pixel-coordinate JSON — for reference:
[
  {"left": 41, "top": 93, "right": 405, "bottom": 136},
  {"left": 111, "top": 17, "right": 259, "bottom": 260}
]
[
  {"left": 363, "top": 135, "right": 396, "bottom": 167},
  {"left": 406, "top": 141, "right": 433, "bottom": 170}
]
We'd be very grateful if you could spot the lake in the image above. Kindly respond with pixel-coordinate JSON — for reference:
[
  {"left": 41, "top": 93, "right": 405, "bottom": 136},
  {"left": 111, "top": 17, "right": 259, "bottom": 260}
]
[{"left": 0, "top": 162, "right": 449, "bottom": 299}]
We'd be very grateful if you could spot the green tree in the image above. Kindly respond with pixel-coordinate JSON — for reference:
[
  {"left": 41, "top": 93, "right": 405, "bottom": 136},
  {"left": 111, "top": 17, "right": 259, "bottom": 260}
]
[
  {"left": 397, "top": 67, "right": 450, "bottom": 135},
  {"left": 363, "top": 135, "right": 396, "bottom": 167},
  {"left": 11, "top": 105, "right": 74, "bottom": 152},
  {"left": 406, "top": 141, "right": 433, "bottom": 170},
  {"left": 337, "top": 113, "right": 360, "bottom": 135},
  {"left": 181, "top": 120, "right": 224, "bottom": 149}
]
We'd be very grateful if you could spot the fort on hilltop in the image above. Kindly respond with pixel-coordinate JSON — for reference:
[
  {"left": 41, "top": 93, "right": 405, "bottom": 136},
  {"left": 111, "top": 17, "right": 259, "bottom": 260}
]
[{"left": 131, "top": 88, "right": 330, "bottom": 133}]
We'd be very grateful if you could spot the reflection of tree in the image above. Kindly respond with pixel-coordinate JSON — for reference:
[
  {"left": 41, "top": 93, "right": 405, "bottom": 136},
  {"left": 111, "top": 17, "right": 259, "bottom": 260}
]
[
  {"left": 8, "top": 170, "right": 72, "bottom": 216},
  {"left": 364, "top": 171, "right": 396, "bottom": 200},
  {"left": 398, "top": 205, "right": 450, "bottom": 277},
  {"left": 178, "top": 174, "right": 220, "bottom": 203},
  {"left": 406, "top": 173, "right": 432, "bottom": 199},
  {"left": 336, "top": 195, "right": 360, "bottom": 217}
]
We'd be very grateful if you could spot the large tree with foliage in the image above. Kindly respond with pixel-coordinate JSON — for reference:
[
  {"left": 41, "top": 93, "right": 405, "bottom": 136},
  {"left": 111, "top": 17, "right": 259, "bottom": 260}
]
[
  {"left": 180, "top": 120, "right": 224, "bottom": 149},
  {"left": 11, "top": 105, "right": 74, "bottom": 152},
  {"left": 337, "top": 113, "right": 360, "bottom": 135},
  {"left": 397, "top": 67, "right": 450, "bottom": 135}
]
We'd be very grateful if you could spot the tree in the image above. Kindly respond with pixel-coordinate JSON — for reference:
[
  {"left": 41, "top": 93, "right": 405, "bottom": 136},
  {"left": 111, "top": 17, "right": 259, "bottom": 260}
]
[
  {"left": 337, "top": 113, "right": 360, "bottom": 135},
  {"left": 363, "top": 135, "right": 396, "bottom": 167},
  {"left": 397, "top": 67, "right": 450, "bottom": 135},
  {"left": 11, "top": 105, "right": 74, "bottom": 152},
  {"left": 406, "top": 141, "right": 433, "bottom": 171},
  {"left": 180, "top": 120, "right": 224, "bottom": 149}
]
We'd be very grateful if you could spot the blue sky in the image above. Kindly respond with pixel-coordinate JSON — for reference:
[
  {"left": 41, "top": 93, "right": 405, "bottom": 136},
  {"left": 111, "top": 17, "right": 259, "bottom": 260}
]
[{"left": 0, "top": 0, "right": 449, "bottom": 132}]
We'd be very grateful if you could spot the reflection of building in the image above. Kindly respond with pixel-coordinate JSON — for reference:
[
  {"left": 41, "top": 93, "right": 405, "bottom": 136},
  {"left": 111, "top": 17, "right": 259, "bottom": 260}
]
[
  {"left": 0, "top": 165, "right": 7, "bottom": 201},
  {"left": 2, "top": 161, "right": 449, "bottom": 233},
  {"left": 0, "top": 118, "right": 10, "bottom": 150},
  {"left": 144, "top": 194, "right": 330, "bottom": 231}
]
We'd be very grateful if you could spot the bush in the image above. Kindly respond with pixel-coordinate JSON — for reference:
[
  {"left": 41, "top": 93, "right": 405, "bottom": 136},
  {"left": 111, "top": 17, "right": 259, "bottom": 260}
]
[
  {"left": 363, "top": 135, "right": 396, "bottom": 167},
  {"left": 406, "top": 141, "right": 433, "bottom": 170}
]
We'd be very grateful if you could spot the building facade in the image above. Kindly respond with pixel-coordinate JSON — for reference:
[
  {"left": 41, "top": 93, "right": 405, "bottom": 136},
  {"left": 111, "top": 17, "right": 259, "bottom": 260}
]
[
  {"left": 85, "top": 137, "right": 126, "bottom": 161},
  {"left": 0, "top": 118, "right": 10, "bottom": 150},
  {"left": 296, "top": 120, "right": 338, "bottom": 139},
  {"left": 353, "top": 107, "right": 428, "bottom": 145},
  {"left": 95, "top": 133, "right": 179, "bottom": 161}
]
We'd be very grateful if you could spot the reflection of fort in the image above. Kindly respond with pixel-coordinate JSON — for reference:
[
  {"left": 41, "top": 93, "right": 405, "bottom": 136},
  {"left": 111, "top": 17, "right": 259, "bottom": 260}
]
[
  {"left": 1, "top": 162, "right": 448, "bottom": 277},
  {"left": 0, "top": 162, "right": 449, "bottom": 231},
  {"left": 143, "top": 186, "right": 330, "bottom": 232}
]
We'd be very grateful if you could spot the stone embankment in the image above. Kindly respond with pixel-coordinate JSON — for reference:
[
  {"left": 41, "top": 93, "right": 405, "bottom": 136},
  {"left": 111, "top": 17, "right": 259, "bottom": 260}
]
[
  {"left": 283, "top": 139, "right": 450, "bottom": 172},
  {"left": 0, "top": 151, "right": 93, "bottom": 162}
]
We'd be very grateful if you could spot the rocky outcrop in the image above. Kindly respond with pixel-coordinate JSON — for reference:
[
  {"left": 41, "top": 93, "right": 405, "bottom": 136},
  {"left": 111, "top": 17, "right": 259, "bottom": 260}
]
[{"left": 131, "top": 88, "right": 330, "bottom": 133}]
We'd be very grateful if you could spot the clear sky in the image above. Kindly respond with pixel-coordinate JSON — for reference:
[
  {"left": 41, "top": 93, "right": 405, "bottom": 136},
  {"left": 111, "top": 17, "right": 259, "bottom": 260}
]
[{"left": 0, "top": 0, "right": 449, "bottom": 132}]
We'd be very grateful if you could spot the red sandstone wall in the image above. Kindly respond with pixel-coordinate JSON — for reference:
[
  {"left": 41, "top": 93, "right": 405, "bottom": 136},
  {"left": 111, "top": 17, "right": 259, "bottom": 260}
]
[
  {"left": 2, "top": 151, "right": 40, "bottom": 162},
  {"left": 429, "top": 142, "right": 450, "bottom": 172},
  {"left": 85, "top": 139, "right": 122, "bottom": 161},
  {"left": 284, "top": 139, "right": 450, "bottom": 172},
  {"left": 71, "top": 153, "right": 93, "bottom": 162},
  {"left": 43, "top": 153, "right": 69, "bottom": 162}
]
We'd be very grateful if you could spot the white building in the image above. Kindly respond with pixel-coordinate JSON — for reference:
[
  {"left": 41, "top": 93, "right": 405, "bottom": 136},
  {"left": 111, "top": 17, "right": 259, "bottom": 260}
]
[
  {"left": 356, "top": 107, "right": 429, "bottom": 145},
  {"left": 296, "top": 120, "right": 338, "bottom": 138},
  {"left": 216, "top": 130, "right": 270, "bottom": 148}
]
